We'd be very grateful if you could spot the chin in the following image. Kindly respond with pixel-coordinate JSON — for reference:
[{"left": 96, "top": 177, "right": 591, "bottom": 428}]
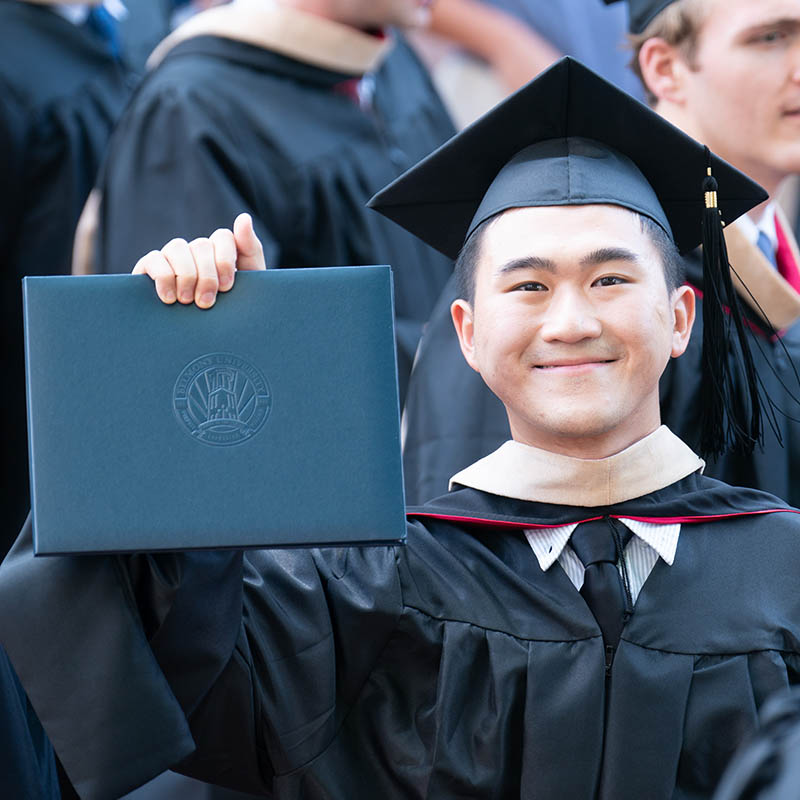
[{"left": 523, "top": 411, "right": 625, "bottom": 444}]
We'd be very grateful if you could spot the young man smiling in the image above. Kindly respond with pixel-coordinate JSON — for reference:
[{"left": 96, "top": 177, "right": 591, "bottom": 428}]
[
  {"left": 2, "top": 59, "right": 800, "bottom": 800},
  {"left": 448, "top": 204, "right": 692, "bottom": 459}
]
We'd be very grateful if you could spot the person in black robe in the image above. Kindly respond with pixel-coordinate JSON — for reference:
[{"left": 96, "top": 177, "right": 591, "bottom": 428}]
[
  {"left": 0, "top": 0, "right": 173, "bottom": 555},
  {"left": 1, "top": 58, "right": 799, "bottom": 800},
  {"left": 88, "top": 0, "right": 455, "bottom": 403},
  {"left": 2, "top": 440, "right": 799, "bottom": 799},
  {"left": 401, "top": 0, "right": 800, "bottom": 506}
]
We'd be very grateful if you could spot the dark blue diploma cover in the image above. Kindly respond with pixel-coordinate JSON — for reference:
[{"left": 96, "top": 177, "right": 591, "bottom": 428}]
[{"left": 23, "top": 267, "right": 406, "bottom": 553}]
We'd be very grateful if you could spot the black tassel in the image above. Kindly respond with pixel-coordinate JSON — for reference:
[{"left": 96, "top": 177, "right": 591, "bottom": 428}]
[{"left": 699, "top": 149, "right": 763, "bottom": 458}]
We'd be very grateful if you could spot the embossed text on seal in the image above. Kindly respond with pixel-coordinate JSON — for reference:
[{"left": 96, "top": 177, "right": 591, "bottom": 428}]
[{"left": 174, "top": 353, "right": 271, "bottom": 446}]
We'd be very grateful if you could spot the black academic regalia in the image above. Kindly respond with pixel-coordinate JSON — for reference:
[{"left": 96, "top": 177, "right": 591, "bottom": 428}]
[
  {"left": 0, "top": 1, "right": 144, "bottom": 554},
  {"left": 402, "top": 252, "right": 800, "bottom": 506},
  {"left": 93, "top": 34, "right": 455, "bottom": 400},
  {"left": 0, "top": 474, "right": 798, "bottom": 799}
]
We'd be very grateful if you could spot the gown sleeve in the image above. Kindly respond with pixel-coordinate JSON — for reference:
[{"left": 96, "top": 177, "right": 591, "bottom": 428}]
[{"left": 0, "top": 517, "right": 403, "bottom": 798}]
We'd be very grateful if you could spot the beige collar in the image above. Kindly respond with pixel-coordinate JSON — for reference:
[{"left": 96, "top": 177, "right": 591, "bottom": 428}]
[
  {"left": 726, "top": 206, "right": 800, "bottom": 331},
  {"left": 147, "top": 0, "right": 393, "bottom": 74},
  {"left": 449, "top": 426, "right": 704, "bottom": 507}
]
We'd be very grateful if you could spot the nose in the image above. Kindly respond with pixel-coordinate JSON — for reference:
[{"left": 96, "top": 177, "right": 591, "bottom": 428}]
[{"left": 539, "top": 286, "right": 602, "bottom": 343}]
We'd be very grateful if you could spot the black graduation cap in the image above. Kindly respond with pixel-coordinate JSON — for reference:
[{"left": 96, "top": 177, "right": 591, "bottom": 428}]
[
  {"left": 602, "top": 0, "right": 678, "bottom": 35},
  {"left": 368, "top": 57, "right": 769, "bottom": 458}
]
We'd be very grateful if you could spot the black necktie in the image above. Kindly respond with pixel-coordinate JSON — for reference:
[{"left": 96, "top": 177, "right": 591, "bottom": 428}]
[{"left": 570, "top": 517, "right": 633, "bottom": 659}]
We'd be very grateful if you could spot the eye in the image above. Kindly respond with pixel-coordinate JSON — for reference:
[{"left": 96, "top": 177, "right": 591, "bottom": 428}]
[
  {"left": 749, "top": 28, "right": 789, "bottom": 45},
  {"left": 593, "top": 275, "right": 627, "bottom": 287},
  {"left": 513, "top": 281, "right": 548, "bottom": 292}
]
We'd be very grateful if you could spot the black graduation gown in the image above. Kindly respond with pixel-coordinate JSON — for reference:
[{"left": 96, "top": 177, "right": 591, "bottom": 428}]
[
  {"left": 0, "top": 1, "right": 143, "bottom": 553},
  {"left": 93, "top": 33, "right": 455, "bottom": 400},
  {"left": 0, "top": 474, "right": 798, "bottom": 799},
  {"left": 402, "top": 251, "right": 800, "bottom": 506}
]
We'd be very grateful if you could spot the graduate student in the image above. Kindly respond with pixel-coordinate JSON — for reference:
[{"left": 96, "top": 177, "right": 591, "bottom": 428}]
[
  {"left": 2, "top": 59, "right": 800, "bottom": 800},
  {"left": 401, "top": 0, "right": 800, "bottom": 506}
]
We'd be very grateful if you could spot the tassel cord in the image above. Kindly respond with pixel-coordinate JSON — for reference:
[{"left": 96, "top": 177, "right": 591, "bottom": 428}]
[
  {"left": 738, "top": 332, "right": 800, "bottom": 430},
  {"left": 700, "top": 160, "right": 764, "bottom": 457}
]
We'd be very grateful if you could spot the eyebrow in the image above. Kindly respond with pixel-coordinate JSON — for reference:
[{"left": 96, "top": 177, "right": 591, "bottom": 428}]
[
  {"left": 495, "top": 247, "right": 639, "bottom": 276},
  {"left": 580, "top": 247, "right": 639, "bottom": 267},
  {"left": 738, "top": 18, "right": 800, "bottom": 39}
]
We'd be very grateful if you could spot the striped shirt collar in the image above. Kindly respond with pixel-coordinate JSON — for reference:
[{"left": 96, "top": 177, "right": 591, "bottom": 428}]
[{"left": 525, "top": 518, "right": 680, "bottom": 574}]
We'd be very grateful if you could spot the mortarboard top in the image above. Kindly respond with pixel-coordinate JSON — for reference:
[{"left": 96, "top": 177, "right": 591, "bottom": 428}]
[
  {"left": 368, "top": 57, "right": 766, "bottom": 261},
  {"left": 602, "top": 0, "right": 679, "bottom": 35}
]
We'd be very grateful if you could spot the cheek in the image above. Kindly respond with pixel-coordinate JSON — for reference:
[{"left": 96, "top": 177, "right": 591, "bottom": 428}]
[
  {"left": 641, "top": 313, "right": 675, "bottom": 370},
  {"left": 472, "top": 306, "right": 536, "bottom": 378},
  {"left": 693, "top": 59, "right": 771, "bottom": 130},
  {"left": 611, "top": 295, "right": 674, "bottom": 362}
]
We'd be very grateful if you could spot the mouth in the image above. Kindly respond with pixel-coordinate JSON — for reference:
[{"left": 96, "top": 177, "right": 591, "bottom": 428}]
[{"left": 533, "top": 359, "right": 617, "bottom": 373}]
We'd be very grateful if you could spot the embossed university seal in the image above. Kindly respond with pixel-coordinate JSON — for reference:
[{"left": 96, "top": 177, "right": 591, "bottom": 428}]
[{"left": 174, "top": 353, "right": 271, "bottom": 446}]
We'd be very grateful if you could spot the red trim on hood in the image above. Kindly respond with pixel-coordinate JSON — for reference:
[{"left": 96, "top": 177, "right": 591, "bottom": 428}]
[
  {"left": 407, "top": 508, "right": 799, "bottom": 528},
  {"left": 775, "top": 215, "right": 800, "bottom": 293}
]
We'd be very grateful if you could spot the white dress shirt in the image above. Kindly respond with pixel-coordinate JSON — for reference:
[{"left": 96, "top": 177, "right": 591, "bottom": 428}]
[
  {"left": 524, "top": 519, "right": 680, "bottom": 604},
  {"left": 733, "top": 201, "right": 777, "bottom": 254}
]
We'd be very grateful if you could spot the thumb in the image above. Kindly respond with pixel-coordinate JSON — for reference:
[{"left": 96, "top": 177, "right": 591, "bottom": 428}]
[{"left": 233, "top": 213, "right": 266, "bottom": 271}]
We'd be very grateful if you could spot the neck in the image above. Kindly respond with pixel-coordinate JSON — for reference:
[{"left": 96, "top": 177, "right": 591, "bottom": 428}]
[
  {"left": 507, "top": 400, "right": 663, "bottom": 461},
  {"left": 508, "top": 426, "right": 661, "bottom": 460}
]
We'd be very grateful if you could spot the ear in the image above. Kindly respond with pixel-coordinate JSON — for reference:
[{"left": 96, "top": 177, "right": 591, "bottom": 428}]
[
  {"left": 670, "top": 284, "right": 696, "bottom": 358},
  {"left": 638, "top": 37, "right": 688, "bottom": 106},
  {"left": 450, "top": 298, "right": 481, "bottom": 373}
]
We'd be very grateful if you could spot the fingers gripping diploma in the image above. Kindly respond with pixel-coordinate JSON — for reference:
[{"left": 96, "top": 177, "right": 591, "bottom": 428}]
[{"left": 132, "top": 213, "right": 266, "bottom": 308}]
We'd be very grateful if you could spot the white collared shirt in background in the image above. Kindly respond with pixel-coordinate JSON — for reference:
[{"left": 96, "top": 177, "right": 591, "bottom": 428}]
[
  {"left": 53, "top": 1, "right": 127, "bottom": 25},
  {"left": 734, "top": 201, "right": 777, "bottom": 253}
]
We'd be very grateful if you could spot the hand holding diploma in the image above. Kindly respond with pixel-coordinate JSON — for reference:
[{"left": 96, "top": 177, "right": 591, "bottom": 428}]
[{"left": 132, "top": 213, "right": 267, "bottom": 308}]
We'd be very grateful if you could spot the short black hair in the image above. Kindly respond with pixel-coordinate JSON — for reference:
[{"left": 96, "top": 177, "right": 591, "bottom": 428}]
[{"left": 453, "top": 210, "right": 685, "bottom": 302}]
